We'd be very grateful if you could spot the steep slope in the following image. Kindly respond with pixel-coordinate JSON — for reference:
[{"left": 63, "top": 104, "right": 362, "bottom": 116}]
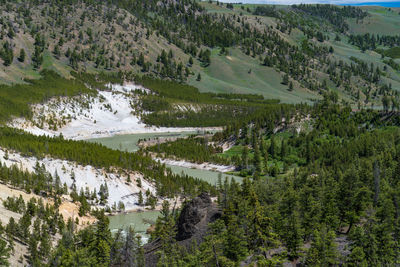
[
  {"left": 1, "top": 0, "right": 400, "bottom": 107},
  {"left": 0, "top": 0, "right": 191, "bottom": 83},
  {"left": 9, "top": 82, "right": 210, "bottom": 139},
  {"left": 0, "top": 147, "right": 157, "bottom": 211}
]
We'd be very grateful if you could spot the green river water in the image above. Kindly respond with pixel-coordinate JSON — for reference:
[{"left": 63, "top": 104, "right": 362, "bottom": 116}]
[
  {"left": 87, "top": 131, "right": 198, "bottom": 152},
  {"left": 88, "top": 132, "right": 242, "bottom": 241},
  {"left": 108, "top": 210, "right": 161, "bottom": 243}
]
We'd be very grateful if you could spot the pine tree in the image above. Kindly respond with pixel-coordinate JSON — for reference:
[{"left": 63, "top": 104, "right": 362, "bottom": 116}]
[
  {"left": 241, "top": 146, "right": 249, "bottom": 169},
  {"left": 280, "top": 183, "right": 303, "bottom": 260},
  {"left": 53, "top": 45, "right": 61, "bottom": 58},
  {"left": 247, "top": 187, "right": 279, "bottom": 259},
  {"left": 39, "top": 226, "right": 51, "bottom": 261},
  {"left": 28, "top": 234, "right": 39, "bottom": 265},
  {"left": 138, "top": 191, "right": 144, "bottom": 206},
  {"left": 253, "top": 140, "right": 261, "bottom": 173},
  {"left": 123, "top": 227, "right": 144, "bottom": 266},
  {"left": 269, "top": 136, "right": 276, "bottom": 158},
  {"left": 282, "top": 73, "right": 289, "bottom": 85},
  {"left": 280, "top": 139, "right": 287, "bottom": 159},
  {"left": 18, "top": 49, "right": 25, "bottom": 63},
  {"left": 137, "top": 53, "right": 144, "bottom": 66},
  {"left": 1, "top": 42, "right": 13, "bottom": 66},
  {"left": 289, "top": 81, "right": 294, "bottom": 91},
  {"left": 32, "top": 46, "right": 43, "bottom": 69},
  {"left": 0, "top": 237, "right": 10, "bottom": 267},
  {"left": 305, "top": 227, "right": 338, "bottom": 266},
  {"left": 91, "top": 211, "right": 112, "bottom": 266},
  {"left": 223, "top": 205, "right": 248, "bottom": 261},
  {"left": 348, "top": 247, "right": 367, "bottom": 266},
  {"left": 199, "top": 219, "right": 226, "bottom": 266}
]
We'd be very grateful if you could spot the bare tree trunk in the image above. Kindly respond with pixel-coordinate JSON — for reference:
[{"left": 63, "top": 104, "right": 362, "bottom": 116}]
[{"left": 212, "top": 242, "right": 220, "bottom": 267}]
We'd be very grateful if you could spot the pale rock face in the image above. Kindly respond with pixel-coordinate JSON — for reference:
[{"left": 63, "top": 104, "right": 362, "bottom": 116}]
[
  {"left": 3, "top": 83, "right": 225, "bottom": 213},
  {"left": 155, "top": 158, "right": 235, "bottom": 173},
  {"left": 0, "top": 148, "right": 156, "bottom": 211},
  {"left": 9, "top": 83, "right": 219, "bottom": 140}
]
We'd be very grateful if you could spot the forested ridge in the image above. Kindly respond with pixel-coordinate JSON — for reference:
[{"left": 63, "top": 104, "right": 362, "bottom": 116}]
[
  {"left": 291, "top": 4, "right": 367, "bottom": 32},
  {"left": 144, "top": 94, "right": 400, "bottom": 266},
  {"left": 0, "top": 0, "right": 400, "bottom": 106}
]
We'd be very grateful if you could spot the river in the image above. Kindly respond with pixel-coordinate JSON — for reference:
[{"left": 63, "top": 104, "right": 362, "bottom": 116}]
[
  {"left": 87, "top": 132, "right": 242, "bottom": 184},
  {"left": 88, "top": 131, "right": 242, "bottom": 240},
  {"left": 87, "top": 131, "right": 199, "bottom": 152},
  {"left": 109, "top": 210, "right": 161, "bottom": 244}
]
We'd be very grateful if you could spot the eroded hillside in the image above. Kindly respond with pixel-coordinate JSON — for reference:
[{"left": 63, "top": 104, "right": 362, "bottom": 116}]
[{"left": 1, "top": 0, "right": 400, "bottom": 107}]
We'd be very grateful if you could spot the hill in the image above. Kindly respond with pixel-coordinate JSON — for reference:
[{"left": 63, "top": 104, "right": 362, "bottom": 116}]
[
  {"left": 1, "top": 0, "right": 400, "bottom": 108},
  {"left": 3, "top": 2, "right": 400, "bottom": 265}
]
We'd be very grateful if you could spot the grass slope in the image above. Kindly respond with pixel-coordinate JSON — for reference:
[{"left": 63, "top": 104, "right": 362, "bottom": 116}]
[
  {"left": 1, "top": 1, "right": 400, "bottom": 107},
  {"left": 189, "top": 48, "right": 317, "bottom": 104},
  {"left": 348, "top": 6, "right": 400, "bottom": 35}
]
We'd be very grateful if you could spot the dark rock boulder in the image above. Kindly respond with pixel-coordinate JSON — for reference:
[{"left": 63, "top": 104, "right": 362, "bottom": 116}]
[
  {"left": 144, "top": 193, "right": 221, "bottom": 266},
  {"left": 176, "top": 192, "right": 214, "bottom": 241}
]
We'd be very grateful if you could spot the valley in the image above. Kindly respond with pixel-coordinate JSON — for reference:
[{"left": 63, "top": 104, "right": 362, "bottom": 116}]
[
  {"left": 1, "top": 0, "right": 400, "bottom": 266},
  {"left": 0, "top": 79, "right": 243, "bottom": 265}
]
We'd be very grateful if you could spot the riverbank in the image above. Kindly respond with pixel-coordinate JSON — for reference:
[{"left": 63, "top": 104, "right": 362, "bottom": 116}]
[
  {"left": 137, "top": 133, "right": 216, "bottom": 149},
  {"left": 107, "top": 196, "right": 182, "bottom": 216},
  {"left": 156, "top": 157, "right": 236, "bottom": 173}
]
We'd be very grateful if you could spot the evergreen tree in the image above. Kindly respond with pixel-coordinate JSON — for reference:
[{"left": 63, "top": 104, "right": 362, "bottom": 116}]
[
  {"left": 305, "top": 227, "right": 338, "bottom": 266},
  {"left": 289, "top": 81, "right": 294, "bottom": 91},
  {"left": 0, "top": 237, "right": 10, "bottom": 267},
  {"left": 0, "top": 42, "right": 13, "bottom": 66},
  {"left": 253, "top": 140, "right": 262, "bottom": 173},
  {"left": 18, "top": 49, "right": 25, "bottom": 63},
  {"left": 241, "top": 145, "right": 249, "bottom": 169},
  {"left": 138, "top": 191, "right": 144, "bottom": 206},
  {"left": 223, "top": 205, "right": 248, "bottom": 261},
  {"left": 91, "top": 211, "right": 112, "bottom": 266},
  {"left": 282, "top": 73, "right": 289, "bottom": 85}
]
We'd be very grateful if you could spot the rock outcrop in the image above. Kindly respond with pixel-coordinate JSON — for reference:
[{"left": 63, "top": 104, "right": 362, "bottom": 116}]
[{"left": 144, "top": 193, "right": 221, "bottom": 266}]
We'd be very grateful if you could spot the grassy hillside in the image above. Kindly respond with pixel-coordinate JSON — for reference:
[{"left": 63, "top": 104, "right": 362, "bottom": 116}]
[
  {"left": 0, "top": 1, "right": 191, "bottom": 84},
  {"left": 195, "top": 2, "right": 400, "bottom": 107},
  {"left": 347, "top": 6, "right": 400, "bottom": 35},
  {"left": 1, "top": 0, "right": 400, "bottom": 108},
  {"left": 188, "top": 47, "right": 315, "bottom": 103}
]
